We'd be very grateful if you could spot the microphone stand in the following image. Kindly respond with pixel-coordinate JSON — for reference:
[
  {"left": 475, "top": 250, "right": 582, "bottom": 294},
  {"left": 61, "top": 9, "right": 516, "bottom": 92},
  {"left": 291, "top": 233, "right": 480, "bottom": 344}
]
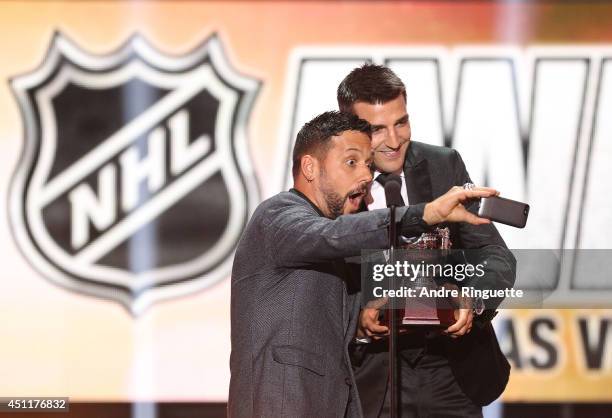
[
  {"left": 383, "top": 174, "right": 402, "bottom": 418},
  {"left": 388, "top": 203, "right": 399, "bottom": 418}
]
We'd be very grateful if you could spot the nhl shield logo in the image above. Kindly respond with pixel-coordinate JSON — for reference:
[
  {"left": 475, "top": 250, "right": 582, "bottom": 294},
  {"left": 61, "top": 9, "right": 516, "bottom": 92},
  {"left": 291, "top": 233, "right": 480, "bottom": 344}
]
[{"left": 9, "top": 32, "right": 260, "bottom": 314}]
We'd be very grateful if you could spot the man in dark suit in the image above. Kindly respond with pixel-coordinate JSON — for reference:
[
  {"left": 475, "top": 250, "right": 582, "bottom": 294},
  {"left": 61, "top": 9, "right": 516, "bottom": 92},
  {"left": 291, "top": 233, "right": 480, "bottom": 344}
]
[
  {"left": 229, "top": 111, "right": 499, "bottom": 417},
  {"left": 338, "top": 64, "right": 516, "bottom": 418}
]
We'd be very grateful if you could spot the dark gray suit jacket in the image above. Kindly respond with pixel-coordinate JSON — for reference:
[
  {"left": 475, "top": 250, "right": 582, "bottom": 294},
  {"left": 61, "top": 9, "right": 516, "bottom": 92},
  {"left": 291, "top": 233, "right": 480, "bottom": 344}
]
[{"left": 229, "top": 190, "right": 430, "bottom": 418}]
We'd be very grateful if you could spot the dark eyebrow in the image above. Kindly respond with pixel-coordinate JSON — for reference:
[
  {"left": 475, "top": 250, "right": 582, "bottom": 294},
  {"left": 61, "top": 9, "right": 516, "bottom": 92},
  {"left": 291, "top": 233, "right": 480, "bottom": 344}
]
[
  {"left": 371, "top": 114, "right": 409, "bottom": 130},
  {"left": 396, "top": 114, "right": 409, "bottom": 124}
]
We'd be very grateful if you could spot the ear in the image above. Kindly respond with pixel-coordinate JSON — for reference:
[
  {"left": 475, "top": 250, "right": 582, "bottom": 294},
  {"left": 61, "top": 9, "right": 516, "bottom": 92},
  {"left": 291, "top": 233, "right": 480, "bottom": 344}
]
[{"left": 300, "top": 154, "right": 318, "bottom": 182}]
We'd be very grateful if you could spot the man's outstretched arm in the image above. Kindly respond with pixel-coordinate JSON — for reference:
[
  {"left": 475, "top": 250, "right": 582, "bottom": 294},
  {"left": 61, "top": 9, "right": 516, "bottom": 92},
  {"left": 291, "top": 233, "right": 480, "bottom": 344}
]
[{"left": 265, "top": 186, "right": 498, "bottom": 269}]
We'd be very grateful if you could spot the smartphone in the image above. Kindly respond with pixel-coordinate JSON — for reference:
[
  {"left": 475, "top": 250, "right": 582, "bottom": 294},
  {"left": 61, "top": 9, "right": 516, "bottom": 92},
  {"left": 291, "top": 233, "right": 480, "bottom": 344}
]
[{"left": 478, "top": 196, "right": 529, "bottom": 228}]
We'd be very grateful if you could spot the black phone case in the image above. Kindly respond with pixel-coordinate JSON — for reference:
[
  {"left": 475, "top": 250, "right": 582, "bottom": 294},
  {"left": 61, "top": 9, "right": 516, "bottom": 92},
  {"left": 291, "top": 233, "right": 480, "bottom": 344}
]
[{"left": 478, "top": 196, "right": 529, "bottom": 228}]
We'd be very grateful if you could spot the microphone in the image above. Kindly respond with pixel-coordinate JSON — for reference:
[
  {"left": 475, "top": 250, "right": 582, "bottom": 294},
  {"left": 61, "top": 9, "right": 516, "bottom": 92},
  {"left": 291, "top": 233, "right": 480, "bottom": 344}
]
[{"left": 384, "top": 174, "right": 403, "bottom": 207}]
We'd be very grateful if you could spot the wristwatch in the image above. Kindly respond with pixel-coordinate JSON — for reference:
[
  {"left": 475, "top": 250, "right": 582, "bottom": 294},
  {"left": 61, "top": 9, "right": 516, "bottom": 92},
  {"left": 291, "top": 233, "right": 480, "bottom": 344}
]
[{"left": 472, "top": 296, "right": 485, "bottom": 316}]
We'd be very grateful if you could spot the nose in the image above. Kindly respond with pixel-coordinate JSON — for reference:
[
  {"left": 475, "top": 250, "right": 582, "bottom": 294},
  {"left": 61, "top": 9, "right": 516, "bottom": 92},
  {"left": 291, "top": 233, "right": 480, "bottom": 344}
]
[
  {"left": 387, "top": 127, "right": 401, "bottom": 149},
  {"left": 359, "top": 164, "right": 373, "bottom": 184}
]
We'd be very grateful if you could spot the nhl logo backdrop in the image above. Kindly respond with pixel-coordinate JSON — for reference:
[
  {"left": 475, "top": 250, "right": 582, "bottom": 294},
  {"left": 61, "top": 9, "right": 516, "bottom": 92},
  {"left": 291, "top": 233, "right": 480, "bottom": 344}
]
[{"left": 9, "top": 32, "right": 260, "bottom": 314}]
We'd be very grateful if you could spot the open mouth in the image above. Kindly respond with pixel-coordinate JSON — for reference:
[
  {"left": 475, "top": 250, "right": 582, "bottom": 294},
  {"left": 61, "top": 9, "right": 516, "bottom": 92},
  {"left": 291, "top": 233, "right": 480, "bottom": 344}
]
[{"left": 348, "top": 190, "right": 366, "bottom": 207}]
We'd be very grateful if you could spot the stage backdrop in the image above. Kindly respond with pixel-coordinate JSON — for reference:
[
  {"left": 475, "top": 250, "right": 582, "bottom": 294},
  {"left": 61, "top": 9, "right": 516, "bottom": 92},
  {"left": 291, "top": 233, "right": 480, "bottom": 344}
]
[{"left": 0, "top": 0, "right": 611, "bottom": 403}]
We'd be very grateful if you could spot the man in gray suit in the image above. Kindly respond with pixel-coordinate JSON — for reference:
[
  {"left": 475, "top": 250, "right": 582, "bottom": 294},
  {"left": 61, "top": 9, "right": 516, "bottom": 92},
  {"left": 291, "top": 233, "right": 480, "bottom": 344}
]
[{"left": 228, "top": 111, "right": 498, "bottom": 418}]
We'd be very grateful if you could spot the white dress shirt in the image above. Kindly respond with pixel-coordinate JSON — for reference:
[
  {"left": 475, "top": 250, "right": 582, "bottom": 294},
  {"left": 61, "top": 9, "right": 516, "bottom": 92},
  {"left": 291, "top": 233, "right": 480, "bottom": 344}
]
[{"left": 368, "top": 170, "right": 410, "bottom": 210}]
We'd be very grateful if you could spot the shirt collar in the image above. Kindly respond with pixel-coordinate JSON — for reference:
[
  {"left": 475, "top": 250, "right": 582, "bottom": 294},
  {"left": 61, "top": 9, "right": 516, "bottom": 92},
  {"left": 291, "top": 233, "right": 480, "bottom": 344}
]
[{"left": 373, "top": 171, "right": 405, "bottom": 184}]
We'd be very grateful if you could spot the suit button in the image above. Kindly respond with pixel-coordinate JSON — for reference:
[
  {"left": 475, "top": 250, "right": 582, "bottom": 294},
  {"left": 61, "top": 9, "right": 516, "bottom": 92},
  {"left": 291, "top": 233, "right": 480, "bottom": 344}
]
[{"left": 344, "top": 377, "right": 352, "bottom": 386}]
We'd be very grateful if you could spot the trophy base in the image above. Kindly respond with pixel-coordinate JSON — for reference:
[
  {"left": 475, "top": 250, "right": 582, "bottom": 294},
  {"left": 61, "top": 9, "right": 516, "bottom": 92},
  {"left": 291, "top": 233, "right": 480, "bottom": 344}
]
[
  {"left": 381, "top": 307, "right": 456, "bottom": 329},
  {"left": 402, "top": 318, "right": 446, "bottom": 326},
  {"left": 403, "top": 308, "right": 456, "bottom": 327}
]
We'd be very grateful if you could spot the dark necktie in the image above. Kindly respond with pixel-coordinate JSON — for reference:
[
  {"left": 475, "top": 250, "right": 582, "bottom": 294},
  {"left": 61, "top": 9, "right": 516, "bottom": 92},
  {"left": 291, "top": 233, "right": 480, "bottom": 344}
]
[{"left": 375, "top": 173, "right": 406, "bottom": 205}]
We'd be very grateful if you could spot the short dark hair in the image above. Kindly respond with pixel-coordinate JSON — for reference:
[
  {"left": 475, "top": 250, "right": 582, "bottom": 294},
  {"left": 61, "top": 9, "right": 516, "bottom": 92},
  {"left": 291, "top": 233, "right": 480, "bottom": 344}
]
[
  {"left": 292, "top": 111, "right": 371, "bottom": 178},
  {"left": 337, "top": 64, "right": 406, "bottom": 113}
]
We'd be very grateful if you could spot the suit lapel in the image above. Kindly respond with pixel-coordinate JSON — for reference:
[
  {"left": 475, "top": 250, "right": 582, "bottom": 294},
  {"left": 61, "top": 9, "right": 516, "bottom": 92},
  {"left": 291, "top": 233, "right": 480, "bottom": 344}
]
[{"left": 404, "top": 142, "right": 433, "bottom": 204}]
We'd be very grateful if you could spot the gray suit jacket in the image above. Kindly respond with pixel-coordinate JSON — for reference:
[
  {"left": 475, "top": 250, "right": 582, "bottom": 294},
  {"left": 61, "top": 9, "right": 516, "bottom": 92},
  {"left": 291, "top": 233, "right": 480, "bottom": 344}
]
[{"left": 229, "top": 189, "right": 429, "bottom": 418}]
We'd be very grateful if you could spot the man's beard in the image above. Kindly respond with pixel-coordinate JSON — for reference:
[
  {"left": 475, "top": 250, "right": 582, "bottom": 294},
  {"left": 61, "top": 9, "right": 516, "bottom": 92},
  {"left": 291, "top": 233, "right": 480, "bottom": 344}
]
[
  {"left": 319, "top": 168, "right": 367, "bottom": 219},
  {"left": 319, "top": 174, "right": 345, "bottom": 219}
]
